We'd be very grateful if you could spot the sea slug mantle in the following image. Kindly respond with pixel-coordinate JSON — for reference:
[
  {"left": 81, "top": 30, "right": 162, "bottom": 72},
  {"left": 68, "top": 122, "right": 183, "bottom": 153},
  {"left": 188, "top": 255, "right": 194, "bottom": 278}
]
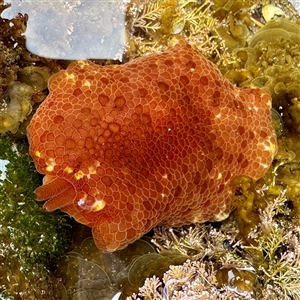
[{"left": 27, "top": 39, "right": 277, "bottom": 251}]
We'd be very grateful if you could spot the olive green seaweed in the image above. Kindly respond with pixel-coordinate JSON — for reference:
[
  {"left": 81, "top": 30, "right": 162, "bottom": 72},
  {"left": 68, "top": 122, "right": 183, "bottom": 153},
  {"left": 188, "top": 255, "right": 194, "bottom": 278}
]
[{"left": 0, "top": 134, "right": 70, "bottom": 297}]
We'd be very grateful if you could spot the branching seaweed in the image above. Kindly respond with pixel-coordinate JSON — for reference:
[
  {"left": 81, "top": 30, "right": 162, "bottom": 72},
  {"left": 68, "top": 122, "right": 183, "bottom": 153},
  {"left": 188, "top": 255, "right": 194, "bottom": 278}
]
[{"left": 130, "top": 1, "right": 163, "bottom": 32}]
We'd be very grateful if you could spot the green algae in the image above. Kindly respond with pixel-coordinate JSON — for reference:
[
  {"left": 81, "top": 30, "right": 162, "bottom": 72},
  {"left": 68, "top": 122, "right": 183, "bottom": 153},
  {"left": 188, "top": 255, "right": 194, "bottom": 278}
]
[
  {"left": 224, "top": 18, "right": 300, "bottom": 131},
  {"left": 0, "top": 134, "right": 70, "bottom": 297},
  {"left": 230, "top": 175, "right": 267, "bottom": 242},
  {"left": 249, "top": 17, "right": 300, "bottom": 48},
  {"left": 222, "top": 17, "right": 300, "bottom": 232}
]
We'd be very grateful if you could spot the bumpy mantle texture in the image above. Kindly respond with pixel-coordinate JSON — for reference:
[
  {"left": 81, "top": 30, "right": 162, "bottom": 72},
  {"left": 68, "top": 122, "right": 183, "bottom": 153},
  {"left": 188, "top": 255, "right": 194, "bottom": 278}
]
[{"left": 27, "top": 39, "right": 277, "bottom": 251}]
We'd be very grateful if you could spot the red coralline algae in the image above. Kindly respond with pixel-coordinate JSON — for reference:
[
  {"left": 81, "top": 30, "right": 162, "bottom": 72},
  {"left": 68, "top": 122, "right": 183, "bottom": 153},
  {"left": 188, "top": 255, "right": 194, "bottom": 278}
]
[{"left": 27, "top": 39, "right": 277, "bottom": 251}]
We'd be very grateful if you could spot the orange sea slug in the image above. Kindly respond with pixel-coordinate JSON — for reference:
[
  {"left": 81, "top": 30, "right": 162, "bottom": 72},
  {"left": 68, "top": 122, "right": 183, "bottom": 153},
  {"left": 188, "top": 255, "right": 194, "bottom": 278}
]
[{"left": 27, "top": 39, "right": 277, "bottom": 251}]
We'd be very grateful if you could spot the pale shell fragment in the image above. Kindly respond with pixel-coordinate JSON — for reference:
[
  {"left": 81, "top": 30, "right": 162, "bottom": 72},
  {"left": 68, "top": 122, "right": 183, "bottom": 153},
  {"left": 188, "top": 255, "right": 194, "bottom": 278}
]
[{"left": 262, "top": 4, "right": 285, "bottom": 22}]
